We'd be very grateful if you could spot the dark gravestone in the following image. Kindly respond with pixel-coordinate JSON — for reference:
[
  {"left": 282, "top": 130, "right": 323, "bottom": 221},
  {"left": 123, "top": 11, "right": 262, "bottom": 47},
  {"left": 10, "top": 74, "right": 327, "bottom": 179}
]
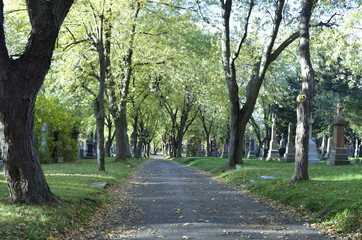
[{"left": 328, "top": 104, "right": 350, "bottom": 165}]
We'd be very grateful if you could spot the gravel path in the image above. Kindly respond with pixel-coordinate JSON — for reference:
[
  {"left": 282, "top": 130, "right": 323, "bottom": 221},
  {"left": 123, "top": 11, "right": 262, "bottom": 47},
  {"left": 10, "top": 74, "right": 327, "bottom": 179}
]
[{"left": 121, "top": 155, "right": 329, "bottom": 240}]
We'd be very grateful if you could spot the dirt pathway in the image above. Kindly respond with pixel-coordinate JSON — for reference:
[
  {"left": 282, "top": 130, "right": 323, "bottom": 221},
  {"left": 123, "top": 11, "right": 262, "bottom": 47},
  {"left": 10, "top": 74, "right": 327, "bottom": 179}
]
[{"left": 119, "top": 155, "right": 329, "bottom": 240}]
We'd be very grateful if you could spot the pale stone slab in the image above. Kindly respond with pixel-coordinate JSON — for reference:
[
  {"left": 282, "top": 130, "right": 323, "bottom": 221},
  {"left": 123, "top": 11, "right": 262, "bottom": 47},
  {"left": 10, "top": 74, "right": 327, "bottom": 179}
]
[
  {"left": 90, "top": 181, "right": 108, "bottom": 189},
  {"left": 260, "top": 176, "right": 277, "bottom": 181}
]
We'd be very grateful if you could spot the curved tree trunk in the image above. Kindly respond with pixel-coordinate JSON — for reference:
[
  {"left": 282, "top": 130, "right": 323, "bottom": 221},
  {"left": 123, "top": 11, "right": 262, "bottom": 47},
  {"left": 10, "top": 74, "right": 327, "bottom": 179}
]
[{"left": 0, "top": 0, "right": 73, "bottom": 204}]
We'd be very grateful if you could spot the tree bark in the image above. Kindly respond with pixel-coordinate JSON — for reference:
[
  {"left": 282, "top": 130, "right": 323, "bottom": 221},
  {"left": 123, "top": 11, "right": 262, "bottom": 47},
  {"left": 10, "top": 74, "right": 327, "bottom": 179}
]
[
  {"left": 114, "top": 106, "right": 131, "bottom": 161},
  {"left": 293, "top": 0, "right": 315, "bottom": 182},
  {"left": 0, "top": 0, "right": 73, "bottom": 204}
]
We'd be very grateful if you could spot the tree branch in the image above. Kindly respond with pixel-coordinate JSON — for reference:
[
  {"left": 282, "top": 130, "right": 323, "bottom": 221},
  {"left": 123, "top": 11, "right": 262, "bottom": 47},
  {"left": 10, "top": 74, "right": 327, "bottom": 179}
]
[
  {"left": 81, "top": 82, "right": 97, "bottom": 97},
  {"left": 269, "top": 31, "right": 299, "bottom": 63},
  {"left": 195, "top": 0, "right": 218, "bottom": 28},
  {"left": 231, "top": 0, "right": 254, "bottom": 63}
]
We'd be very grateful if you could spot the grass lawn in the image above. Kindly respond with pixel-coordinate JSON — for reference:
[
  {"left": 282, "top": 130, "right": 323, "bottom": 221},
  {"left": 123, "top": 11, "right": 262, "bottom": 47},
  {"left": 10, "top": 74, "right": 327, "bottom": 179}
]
[
  {"left": 0, "top": 157, "right": 144, "bottom": 240},
  {"left": 177, "top": 157, "right": 361, "bottom": 236}
]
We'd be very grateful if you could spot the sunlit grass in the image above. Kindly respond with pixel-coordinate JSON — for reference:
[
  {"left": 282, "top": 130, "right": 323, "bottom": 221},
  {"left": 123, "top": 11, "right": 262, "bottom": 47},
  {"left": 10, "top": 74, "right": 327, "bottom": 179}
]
[
  {"left": 177, "top": 157, "right": 361, "bottom": 234},
  {"left": 0, "top": 157, "right": 144, "bottom": 240}
]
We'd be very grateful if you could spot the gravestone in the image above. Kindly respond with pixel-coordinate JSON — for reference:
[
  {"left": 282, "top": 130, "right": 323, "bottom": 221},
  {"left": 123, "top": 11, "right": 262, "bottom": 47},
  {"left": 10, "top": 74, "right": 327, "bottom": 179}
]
[
  {"left": 196, "top": 136, "right": 203, "bottom": 157},
  {"left": 85, "top": 132, "right": 95, "bottom": 158},
  {"left": 211, "top": 137, "right": 217, "bottom": 157},
  {"left": 308, "top": 116, "right": 320, "bottom": 164},
  {"left": 267, "top": 117, "right": 280, "bottom": 160},
  {"left": 221, "top": 139, "right": 228, "bottom": 158},
  {"left": 247, "top": 136, "right": 256, "bottom": 158},
  {"left": 328, "top": 104, "right": 350, "bottom": 165},
  {"left": 284, "top": 123, "right": 295, "bottom": 163},
  {"left": 321, "top": 135, "right": 328, "bottom": 159},
  {"left": 279, "top": 134, "right": 286, "bottom": 157}
]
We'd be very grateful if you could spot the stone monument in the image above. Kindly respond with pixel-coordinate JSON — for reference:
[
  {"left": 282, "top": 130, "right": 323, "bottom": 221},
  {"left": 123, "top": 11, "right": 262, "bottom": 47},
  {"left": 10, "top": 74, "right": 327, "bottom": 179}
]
[
  {"left": 267, "top": 117, "right": 280, "bottom": 160},
  {"left": 328, "top": 104, "right": 350, "bottom": 165},
  {"left": 308, "top": 116, "right": 320, "bottom": 164},
  {"left": 279, "top": 134, "right": 286, "bottom": 157},
  {"left": 321, "top": 135, "right": 328, "bottom": 159},
  {"left": 85, "top": 132, "right": 95, "bottom": 158},
  {"left": 325, "top": 137, "right": 332, "bottom": 159},
  {"left": 196, "top": 136, "right": 203, "bottom": 157},
  {"left": 247, "top": 136, "right": 256, "bottom": 158},
  {"left": 221, "top": 139, "right": 228, "bottom": 158},
  {"left": 284, "top": 123, "right": 295, "bottom": 163}
]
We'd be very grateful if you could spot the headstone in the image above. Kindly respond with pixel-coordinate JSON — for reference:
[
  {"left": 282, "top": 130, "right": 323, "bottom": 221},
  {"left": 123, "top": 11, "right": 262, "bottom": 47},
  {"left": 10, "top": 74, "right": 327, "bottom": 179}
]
[
  {"left": 321, "top": 135, "right": 328, "bottom": 159},
  {"left": 85, "top": 132, "right": 95, "bottom": 158},
  {"left": 267, "top": 117, "right": 280, "bottom": 160},
  {"left": 328, "top": 104, "right": 350, "bottom": 165},
  {"left": 90, "top": 181, "right": 108, "bottom": 189},
  {"left": 284, "top": 123, "right": 295, "bottom": 163},
  {"left": 196, "top": 136, "right": 203, "bottom": 157},
  {"left": 247, "top": 136, "right": 256, "bottom": 158},
  {"left": 279, "top": 134, "right": 286, "bottom": 157},
  {"left": 260, "top": 176, "right": 277, "bottom": 181},
  {"left": 221, "top": 139, "right": 228, "bottom": 158},
  {"left": 308, "top": 116, "right": 320, "bottom": 164}
]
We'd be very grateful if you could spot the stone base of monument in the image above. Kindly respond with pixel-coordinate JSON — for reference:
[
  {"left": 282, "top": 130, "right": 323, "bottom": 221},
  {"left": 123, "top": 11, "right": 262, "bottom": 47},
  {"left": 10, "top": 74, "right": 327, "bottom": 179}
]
[
  {"left": 266, "top": 149, "right": 280, "bottom": 161},
  {"left": 283, "top": 153, "right": 295, "bottom": 163},
  {"left": 247, "top": 151, "right": 256, "bottom": 159},
  {"left": 327, "top": 153, "right": 350, "bottom": 165}
]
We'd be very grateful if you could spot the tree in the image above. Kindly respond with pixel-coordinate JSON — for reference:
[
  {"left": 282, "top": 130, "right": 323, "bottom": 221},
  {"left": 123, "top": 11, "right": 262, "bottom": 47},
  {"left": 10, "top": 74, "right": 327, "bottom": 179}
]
[
  {"left": 0, "top": 0, "right": 73, "bottom": 204},
  {"left": 293, "top": 0, "right": 315, "bottom": 182},
  {"left": 215, "top": 0, "right": 299, "bottom": 167}
]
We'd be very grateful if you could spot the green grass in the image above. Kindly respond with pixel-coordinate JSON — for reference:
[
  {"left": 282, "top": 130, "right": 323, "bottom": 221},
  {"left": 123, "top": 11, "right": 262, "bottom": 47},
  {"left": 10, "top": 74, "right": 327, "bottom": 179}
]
[
  {"left": 0, "top": 157, "right": 144, "bottom": 240},
  {"left": 177, "top": 157, "right": 361, "bottom": 234}
]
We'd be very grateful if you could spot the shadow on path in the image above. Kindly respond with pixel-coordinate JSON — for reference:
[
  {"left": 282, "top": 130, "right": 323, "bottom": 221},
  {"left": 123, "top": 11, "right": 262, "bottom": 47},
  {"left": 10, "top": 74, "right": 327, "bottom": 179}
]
[{"left": 120, "top": 155, "right": 329, "bottom": 240}]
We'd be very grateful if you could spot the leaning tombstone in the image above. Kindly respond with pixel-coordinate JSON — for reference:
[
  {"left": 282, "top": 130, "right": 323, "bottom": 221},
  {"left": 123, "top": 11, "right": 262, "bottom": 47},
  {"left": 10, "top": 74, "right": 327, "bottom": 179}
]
[
  {"left": 327, "top": 104, "right": 350, "bottom": 165},
  {"left": 308, "top": 116, "right": 320, "bottom": 164},
  {"left": 284, "top": 123, "right": 295, "bottom": 163}
]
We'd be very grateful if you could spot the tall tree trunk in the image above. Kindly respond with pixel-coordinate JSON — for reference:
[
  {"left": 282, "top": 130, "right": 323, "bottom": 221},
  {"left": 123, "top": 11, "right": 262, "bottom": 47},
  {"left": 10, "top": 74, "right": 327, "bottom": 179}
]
[
  {"left": 114, "top": 107, "right": 131, "bottom": 161},
  {"left": 0, "top": 0, "right": 73, "bottom": 204},
  {"left": 293, "top": 0, "right": 315, "bottom": 182}
]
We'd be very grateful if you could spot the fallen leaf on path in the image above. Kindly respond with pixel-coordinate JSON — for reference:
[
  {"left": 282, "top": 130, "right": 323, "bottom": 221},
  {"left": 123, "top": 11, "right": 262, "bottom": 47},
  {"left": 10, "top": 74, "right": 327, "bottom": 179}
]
[{"left": 182, "top": 236, "right": 190, "bottom": 239}]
